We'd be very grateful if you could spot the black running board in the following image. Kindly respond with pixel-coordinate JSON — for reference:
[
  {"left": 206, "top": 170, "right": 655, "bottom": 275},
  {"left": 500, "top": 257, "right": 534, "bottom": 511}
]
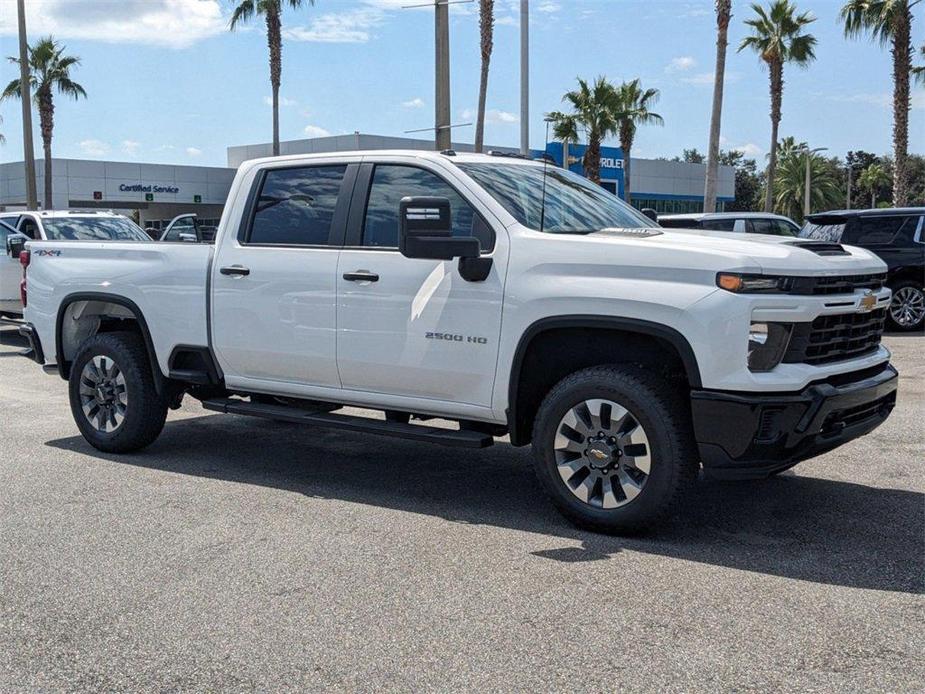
[{"left": 201, "top": 397, "right": 494, "bottom": 448}]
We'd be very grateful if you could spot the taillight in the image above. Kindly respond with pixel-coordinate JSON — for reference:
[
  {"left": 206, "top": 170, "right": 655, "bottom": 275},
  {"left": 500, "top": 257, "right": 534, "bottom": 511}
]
[{"left": 19, "top": 249, "right": 29, "bottom": 308}]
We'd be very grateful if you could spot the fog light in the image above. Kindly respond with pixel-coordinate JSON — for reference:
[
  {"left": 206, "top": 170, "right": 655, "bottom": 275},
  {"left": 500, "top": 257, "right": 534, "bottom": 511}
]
[{"left": 748, "top": 322, "right": 792, "bottom": 372}]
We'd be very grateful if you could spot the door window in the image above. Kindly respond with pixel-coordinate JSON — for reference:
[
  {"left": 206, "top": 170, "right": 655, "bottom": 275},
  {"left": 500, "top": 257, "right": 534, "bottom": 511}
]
[
  {"left": 773, "top": 220, "right": 799, "bottom": 236},
  {"left": 748, "top": 218, "right": 776, "bottom": 235},
  {"left": 246, "top": 165, "right": 347, "bottom": 246},
  {"left": 362, "top": 165, "right": 494, "bottom": 250},
  {"left": 855, "top": 216, "right": 912, "bottom": 245},
  {"left": 163, "top": 217, "right": 195, "bottom": 241},
  {"left": 700, "top": 218, "right": 736, "bottom": 232}
]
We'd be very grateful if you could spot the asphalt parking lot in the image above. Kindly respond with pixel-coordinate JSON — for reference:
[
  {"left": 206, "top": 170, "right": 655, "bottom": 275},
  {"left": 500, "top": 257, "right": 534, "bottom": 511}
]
[{"left": 1, "top": 325, "right": 922, "bottom": 692}]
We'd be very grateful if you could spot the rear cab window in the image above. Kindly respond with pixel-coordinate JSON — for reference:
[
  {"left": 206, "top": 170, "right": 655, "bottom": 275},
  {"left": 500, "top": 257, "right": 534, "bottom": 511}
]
[{"left": 243, "top": 165, "right": 349, "bottom": 246}]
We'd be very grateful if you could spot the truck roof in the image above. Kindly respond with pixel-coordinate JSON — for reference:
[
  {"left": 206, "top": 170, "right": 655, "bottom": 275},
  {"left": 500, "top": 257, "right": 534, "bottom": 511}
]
[{"left": 241, "top": 149, "right": 550, "bottom": 169}]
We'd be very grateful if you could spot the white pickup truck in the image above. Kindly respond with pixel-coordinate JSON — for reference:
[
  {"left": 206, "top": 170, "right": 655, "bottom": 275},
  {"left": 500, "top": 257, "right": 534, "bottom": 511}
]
[{"left": 18, "top": 151, "right": 899, "bottom": 532}]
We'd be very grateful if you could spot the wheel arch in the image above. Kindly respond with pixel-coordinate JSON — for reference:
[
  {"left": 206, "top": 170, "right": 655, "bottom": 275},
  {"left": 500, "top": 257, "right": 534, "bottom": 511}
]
[
  {"left": 506, "top": 315, "right": 702, "bottom": 446},
  {"left": 56, "top": 292, "right": 163, "bottom": 394}
]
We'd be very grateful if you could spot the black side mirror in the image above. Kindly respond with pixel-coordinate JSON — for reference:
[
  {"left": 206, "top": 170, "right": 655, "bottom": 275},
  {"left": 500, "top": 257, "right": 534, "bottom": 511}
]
[
  {"left": 399, "top": 196, "right": 479, "bottom": 260},
  {"left": 641, "top": 208, "right": 659, "bottom": 224},
  {"left": 7, "top": 235, "right": 25, "bottom": 259}
]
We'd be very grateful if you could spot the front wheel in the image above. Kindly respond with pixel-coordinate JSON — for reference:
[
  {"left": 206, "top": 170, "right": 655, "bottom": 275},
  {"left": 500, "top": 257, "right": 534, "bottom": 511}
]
[
  {"left": 532, "top": 365, "right": 698, "bottom": 534},
  {"left": 888, "top": 281, "right": 925, "bottom": 332},
  {"left": 68, "top": 332, "right": 167, "bottom": 453}
]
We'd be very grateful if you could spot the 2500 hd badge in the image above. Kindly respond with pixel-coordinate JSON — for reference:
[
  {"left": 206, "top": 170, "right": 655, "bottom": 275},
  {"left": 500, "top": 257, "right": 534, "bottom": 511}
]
[{"left": 426, "top": 332, "right": 488, "bottom": 344}]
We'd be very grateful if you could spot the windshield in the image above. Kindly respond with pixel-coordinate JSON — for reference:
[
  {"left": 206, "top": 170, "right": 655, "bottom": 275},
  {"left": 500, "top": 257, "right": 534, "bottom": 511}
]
[
  {"left": 799, "top": 221, "right": 846, "bottom": 242},
  {"left": 42, "top": 216, "right": 150, "bottom": 242},
  {"left": 458, "top": 163, "right": 652, "bottom": 233}
]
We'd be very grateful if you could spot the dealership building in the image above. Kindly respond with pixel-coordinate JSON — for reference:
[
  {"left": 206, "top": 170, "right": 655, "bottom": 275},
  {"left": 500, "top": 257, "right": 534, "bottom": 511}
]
[{"left": 1, "top": 133, "right": 734, "bottom": 225}]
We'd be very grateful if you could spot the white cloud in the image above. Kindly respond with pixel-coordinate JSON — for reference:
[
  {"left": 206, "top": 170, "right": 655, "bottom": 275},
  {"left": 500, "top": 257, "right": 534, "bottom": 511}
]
[
  {"left": 830, "top": 92, "right": 925, "bottom": 110},
  {"left": 304, "top": 125, "right": 332, "bottom": 138},
  {"left": 79, "top": 139, "right": 110, "bottom": 157},
  {"left": 460, "top": 108, "right": 518, "bottom": 124},
  {"left": 496, "top": 16, "right": 517, "bottom": 26},
  {"left": 667, "top": 56, "right": 696, "bottom": 72},
  {"left": 402, "top": 97, "right": 425, "bottom": 109},
  {"left": 0, "top": 0, "right": 225, "bottom": 49},
  {"left": 285, "top": 8, "right": 384, "bottom": 43},
  {"left": 734, "top": 143, "right": 763, "bottom": 157},
  {"left": 264, "top": 96, "right": 296, "bottom": 107},
  {"left": 681, "top": 71, "right": 741, "bottom": 86},
  {"left": 185, "top": 147, "right": 202, "bottom": 157},
  {"left": 537, "top": 1, "right": 561, "bottom": 13},
  {"left": 121, "top": 140, "right": 141, "bottom": 155}
]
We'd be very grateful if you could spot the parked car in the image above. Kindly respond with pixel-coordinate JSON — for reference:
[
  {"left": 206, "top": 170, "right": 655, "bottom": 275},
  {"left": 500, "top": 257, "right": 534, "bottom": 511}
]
[
  {"left": 659, "top": 212, "right": 801, "bottom": 236},
  {"left": 1, "top": 219, "right": 28, "bottom": 318},
  {"left": 17, "top": 151, "right": 897, "bottom": 533},
  {"left": 0, "top": 210, "right": 150, "bottom": 318},
  {"left": 159, "top": 213, "right": 217, "bottom": 243},
  {"left": 0, "top": 210, "right": 152, "bottom": 242},
  {"left": 801, "top": 208, "right": 925, "bottom": 331}
]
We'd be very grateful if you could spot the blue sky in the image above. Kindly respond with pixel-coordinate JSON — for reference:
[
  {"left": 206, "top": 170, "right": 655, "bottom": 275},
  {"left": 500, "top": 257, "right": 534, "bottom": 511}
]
[{"left": 0, "top": 0, "right": 922, "bottom": 168}]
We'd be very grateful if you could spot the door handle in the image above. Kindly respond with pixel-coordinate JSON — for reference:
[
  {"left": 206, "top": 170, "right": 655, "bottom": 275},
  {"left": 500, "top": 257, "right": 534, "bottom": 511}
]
[
  {"left": 343, "top": 271, "right": 379, "bottom": 282},
  {"left": 220, "top": 265, "right": 250, "bottom": 277}
]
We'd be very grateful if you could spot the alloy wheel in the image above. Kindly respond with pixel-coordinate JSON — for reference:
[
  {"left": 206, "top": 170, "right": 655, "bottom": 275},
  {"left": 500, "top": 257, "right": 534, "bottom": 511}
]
[
  {"left": 890, "top": 287, "right": 925, "bottom": 329},
  {"left": 554, "top": 398, "right": 651, "bottom": 509},
  {"left": 79, "top": 355, "right": 128, "bottom": 433}
]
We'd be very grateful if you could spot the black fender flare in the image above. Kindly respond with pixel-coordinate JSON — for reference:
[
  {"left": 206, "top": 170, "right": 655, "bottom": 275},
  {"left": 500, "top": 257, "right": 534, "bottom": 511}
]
[
  {"left": 55, "top": 292, "right": 164, "bottom": 394},
  {"left": 506, "top": 315, "right": 703, "bottom": 445}
]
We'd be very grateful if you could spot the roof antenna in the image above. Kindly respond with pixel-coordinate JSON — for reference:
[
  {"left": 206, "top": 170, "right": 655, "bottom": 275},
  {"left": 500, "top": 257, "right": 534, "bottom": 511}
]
[{"left": 540, "top": 117, "right": 552, "bottom": 234}]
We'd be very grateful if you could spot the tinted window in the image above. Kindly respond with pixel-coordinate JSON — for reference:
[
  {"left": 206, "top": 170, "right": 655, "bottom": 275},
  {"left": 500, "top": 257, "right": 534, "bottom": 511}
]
[
  {"left": 362, "top": 165, "right": 493, "bottom": 250},
  {"left": 773, "top": 219, "right": 799, "bottom": 237},
  {"left": 655, "top": 218, "right": 695, "bottom": 229},
  {"left": 701, "top": 219, "right": 737, "bottom": 232},
  {"left": 249, "top": 165, "right": 346, "bottom": 245},
  {"left": 854, "top": 216, "right": 912, "bottom": 245},
  {"left": 18, "top": 217, "right": 39, "bottom": 239},
  {"left": 163, "top": 217, "right": 194, "bottom": 242},
  {"left": 748, "top": 218, "right": 777, "bottom": 235},
  {"left": 42, "top": 216, "right": 150, "bottom": 241}
]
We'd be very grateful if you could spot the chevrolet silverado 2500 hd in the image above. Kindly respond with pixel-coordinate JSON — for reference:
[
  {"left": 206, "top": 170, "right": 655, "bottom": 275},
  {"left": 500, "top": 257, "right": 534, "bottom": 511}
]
[{"left": 18, "top": 151, "right": 899, "bottom": 532}]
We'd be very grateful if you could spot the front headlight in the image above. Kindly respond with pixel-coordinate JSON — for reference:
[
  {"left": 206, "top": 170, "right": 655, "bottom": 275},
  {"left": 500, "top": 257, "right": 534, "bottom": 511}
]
[
  {"left": 717, "top": 272, "right": 789, "bottom": 293},
  {"left": 748, "top": 322, "right": 793, "bottom": 372}
]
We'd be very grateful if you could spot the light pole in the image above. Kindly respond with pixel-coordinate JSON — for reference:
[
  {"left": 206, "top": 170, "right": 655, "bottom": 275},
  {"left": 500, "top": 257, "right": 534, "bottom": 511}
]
[
  {"left": 520, "top": 0, "right": 529, "bottom": 156},
  {"left": 802, "top": 146, "right": 827, "bottom": 217},
  {"left": 16, "top": 0, "right": 37, "bottom": 210}
]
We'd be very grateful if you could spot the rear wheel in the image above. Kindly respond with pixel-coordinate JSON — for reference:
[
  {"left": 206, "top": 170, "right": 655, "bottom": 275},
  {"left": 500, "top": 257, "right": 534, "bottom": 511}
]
[
  {"left": 68, "top": 332, "right": 167, "bottom": 452},
  {"left": 888, "top": 281, "right": 925, "bottom": 332},
  {"left": 532, "top": 365, "right": 698, "bottom": 534}
]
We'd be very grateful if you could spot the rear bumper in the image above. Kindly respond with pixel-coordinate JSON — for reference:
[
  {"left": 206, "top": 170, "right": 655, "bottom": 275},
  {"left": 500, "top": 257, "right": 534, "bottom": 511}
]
[
  {"left": 691, "top": 363, "right": 898, "bottom": 479},
  {"left": 17, "top": 322, "right": 46, "bottom": 365}
]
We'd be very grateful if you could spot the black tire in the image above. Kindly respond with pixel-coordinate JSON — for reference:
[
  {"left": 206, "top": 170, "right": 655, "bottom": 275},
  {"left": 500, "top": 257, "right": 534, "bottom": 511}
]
[
  {"left": 68, "top": 331, "right": 167, "bottom": 453},
  {"left": 532, "top": 365, "right": 698, "bottom": 534},
  {"left": 887, "top": 280, "right": 925, "bottom": 332}
]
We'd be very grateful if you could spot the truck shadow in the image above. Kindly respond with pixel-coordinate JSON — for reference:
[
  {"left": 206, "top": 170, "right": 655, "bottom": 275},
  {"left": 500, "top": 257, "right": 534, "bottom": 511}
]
[{"left": 45, "top": 413, "right": 924, "bottom": 595}]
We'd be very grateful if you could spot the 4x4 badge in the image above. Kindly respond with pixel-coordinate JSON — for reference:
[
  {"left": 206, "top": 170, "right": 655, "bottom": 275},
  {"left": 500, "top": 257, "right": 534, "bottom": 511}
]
[{"left": 858, "top": 290, "right": 877, "bottom": 313}]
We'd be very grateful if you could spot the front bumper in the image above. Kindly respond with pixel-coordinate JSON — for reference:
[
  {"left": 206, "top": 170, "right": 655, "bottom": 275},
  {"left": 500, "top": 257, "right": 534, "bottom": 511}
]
[{"left": 691, "top": 363, "right": 898, "bottom": 479}]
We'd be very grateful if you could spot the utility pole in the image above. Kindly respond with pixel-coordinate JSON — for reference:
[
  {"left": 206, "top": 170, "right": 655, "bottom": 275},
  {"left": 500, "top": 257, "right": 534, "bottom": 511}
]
[
  {"left": 435, "top": 0, "right": 451, "bottom": 151},
  {"left": 16, "top": 0, "right": 37, "bottom": 210},
  {"left": 519, "top": 0, "right": 528, "bottom": 156}
]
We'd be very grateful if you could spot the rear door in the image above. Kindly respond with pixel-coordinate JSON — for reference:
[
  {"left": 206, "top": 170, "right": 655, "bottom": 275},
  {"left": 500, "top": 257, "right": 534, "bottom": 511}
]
[
  {"left": 335, "top": 157, "right": 507, "bottom": 407},
  {"left": 210, "top": 160, "right": 357, "bottom": 389},
  {"left": 0, "top": 223, "right": 22, "bottom": 313}
]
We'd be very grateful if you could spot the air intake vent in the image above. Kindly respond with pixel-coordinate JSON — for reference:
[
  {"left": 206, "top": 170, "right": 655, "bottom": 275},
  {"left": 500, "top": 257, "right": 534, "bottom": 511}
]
[{"left": 787, "top": 241, "right": 850, "bottom": 256}]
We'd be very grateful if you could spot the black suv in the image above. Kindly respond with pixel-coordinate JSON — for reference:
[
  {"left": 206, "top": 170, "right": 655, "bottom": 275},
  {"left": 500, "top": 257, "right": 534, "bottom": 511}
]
[{"left": 801, "top": 208, "right": 925, "bottom": 331}]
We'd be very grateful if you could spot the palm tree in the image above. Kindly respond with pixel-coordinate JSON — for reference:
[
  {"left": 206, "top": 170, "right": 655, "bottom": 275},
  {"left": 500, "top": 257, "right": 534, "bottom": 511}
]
[
  {"left": 773, "top": 146, "right": 841, "bottom": 220},
  {"left": 614, "top": 79, "right": 663, "bottom": 206},
  {"left": 230, "top": 0, "right": 314, "bottom": 157},
  {"left": 841, "top": 1, "right": 920, "bottom": 206},
  {"left": 0, "top": 115, "right": 5, "bottom": 145},
  {"left": 3, "top": 37, "right": 86, "bottom": 210},
  {"left": 474, "top": 0, "right": 494, "bottom": 153},
  {"left": 857, "top": 163, "right": 891, "bottom": 207},
  {"left": 914, "top": 43, "right": 925, "bottom": 84},
  {"left": 739, "top": 1, "right": 817, "bottom": 212},
  {"left": 704, "top": 0, "right": 733, "bottom": 213},
  {"left": 547, "top": 76, "right": 621, "bottom": 184}
]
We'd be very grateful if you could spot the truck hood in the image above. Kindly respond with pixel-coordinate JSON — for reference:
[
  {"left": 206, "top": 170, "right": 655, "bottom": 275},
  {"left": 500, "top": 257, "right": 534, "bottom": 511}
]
[{"left": 586, "top": 227, "right": 887, "bottom": 276}]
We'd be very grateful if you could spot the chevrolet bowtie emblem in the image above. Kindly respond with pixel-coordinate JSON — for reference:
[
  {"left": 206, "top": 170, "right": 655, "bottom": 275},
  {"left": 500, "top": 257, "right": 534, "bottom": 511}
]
[{"left": 858, "top": 291, "right": 877, "bottom": 313}]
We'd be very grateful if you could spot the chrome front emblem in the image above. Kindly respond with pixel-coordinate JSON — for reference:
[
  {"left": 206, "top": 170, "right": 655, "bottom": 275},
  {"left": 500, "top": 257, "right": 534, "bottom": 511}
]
[{"left": 859, "top": 290, "right": 877, "bottom": 313}]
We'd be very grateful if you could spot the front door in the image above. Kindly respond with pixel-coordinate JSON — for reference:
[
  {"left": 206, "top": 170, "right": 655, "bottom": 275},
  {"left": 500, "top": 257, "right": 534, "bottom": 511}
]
[
  {"left": 0, "top": 225, "right": 22, "bottom": 313},
  {"left": 335, "top": 160, "right": 507, "bottom": 407},
  {"left": 211, "top": 162, "right": 356, "bottom": 389}
]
